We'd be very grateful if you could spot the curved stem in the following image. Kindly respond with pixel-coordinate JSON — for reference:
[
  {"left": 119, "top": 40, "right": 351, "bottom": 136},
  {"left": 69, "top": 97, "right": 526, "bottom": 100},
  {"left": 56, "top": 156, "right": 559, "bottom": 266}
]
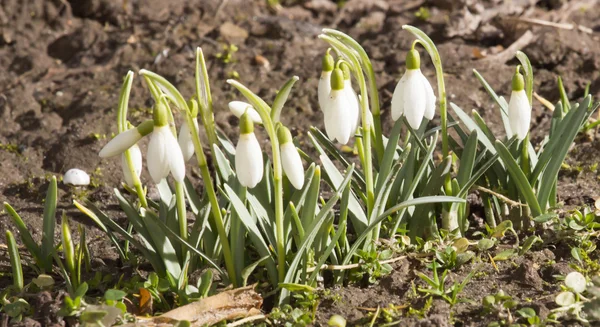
[
  {"left": 227, "top": 79, "right": 286, "bottom": 283},
  {"left": 195, "top": 48, "right": 219, "bottom": 150}
]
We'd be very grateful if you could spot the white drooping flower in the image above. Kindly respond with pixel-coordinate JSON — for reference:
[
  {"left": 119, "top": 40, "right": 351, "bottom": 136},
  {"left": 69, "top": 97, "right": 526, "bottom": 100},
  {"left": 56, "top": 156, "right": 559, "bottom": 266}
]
[
  {"left": 318, "top": 49, "right": 334, "bottom": 114},
  {"left": 341, "top": 63, "right": 360, "bottom": 134},
  {"left": 99, "top": 120, "right": 153, "bottom": 158},
  {"left": 121, "top": 144, "right": 142, "bottom": 186},
  {"left": 391, "top": 49, "right": 436, "bottom": 129},
  {"left": 64, "top": 169, "right": 90, "bottom": 186},
  {"left": 324, "top": 67, "right": 353, "bottom": 144},
  {"left": 235, "top": 112, "right": 263, "bottom": 188},
  {"left": 147, "top": 103, "right": 186, "bottom": 183},
  {"left": 278, "top": 126, "right": 304, "bottom": 190},
  {"left": 178, "top": 118, "right": 199, "bottom": 162},
  {"left": 565, "top": 271, "right": 587, "bottom": 294},
  {"left": 228, "top": 101, "right": 262, "bottom": 124},
  {"left": 508, "top": 69, "right": 531, "bottom": 140}
]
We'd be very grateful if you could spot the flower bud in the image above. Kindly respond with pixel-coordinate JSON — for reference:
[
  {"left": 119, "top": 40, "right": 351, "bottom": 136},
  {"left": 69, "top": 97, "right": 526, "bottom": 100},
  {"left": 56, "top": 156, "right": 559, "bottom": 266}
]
[
  {"left": 178, "top": 118, "right": 199, "bottom": 162},
  {"left": 318, "top": 49, "right": 334, "bottom": 114},
  {"left": 236, "top": 112, "right": 263, "bottom": 188},
  {"left": 324, "top": 68, "right": 353, "bottom": 144},
  {"left": 228, "top": 101, "right": 262, "bottom": 124},
  {"left": 64, "top": 169, "right": 90, "bottom": 186},
  {"left": 121, "top": 144, "right": 142, "bottom": 186},
  {"left": 99, "top": 120, "right": 153, "bottom": 158},
  {"left": 278, "top": 126, "right": 304, "bottom": 190},
  {"left": 508, "top": 69, "right": 530, "bottom": 140}
]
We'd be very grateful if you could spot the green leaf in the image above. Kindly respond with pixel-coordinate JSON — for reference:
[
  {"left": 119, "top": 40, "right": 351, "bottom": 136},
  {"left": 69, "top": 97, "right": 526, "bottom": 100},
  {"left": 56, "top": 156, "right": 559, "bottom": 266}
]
[
  {"left": 6, "top": 231, "right": 24, "bottom": 291},
  {"left": 279, "top": 283, "right": 315, "bottom": 293},
  {"left": 225, "top": 184, "right": 278, "bottom": 285},
  {"left": 494, "top": 141, "right": 542, "bottom": 216},
  {"left": 477, "top": 238, "right": 495, "bottom": 251},
  {"left": 140, "top": 69, "right": 189, "bottom": 115},
  {"left": 376, "top": 119, "right": 403, "bottom": 192},
  {"left": 533, "top": 212, "right": 557, "bottom": 223},
  {"left": 104, "top": 289, "right": 127, "bottom": 301},
  {"left": 80, "top": 310, "right": 108, "bottom": 323},
  {"left": 271, "top": 76, "right": 299, "bottom": 122},
  {"left": 515, "top": 51, "right": 534, "bottom": 106},
  {"left": 517, "top": 307, "right": 536, "bottom": 318},
  {"left": 571, "top": 247, "right": 583, "bottom": 264},
  {"left": 42, "top": 176, "right": 58, "bottom": 271},
  {"left": 4, "top": 202, "right": 42, "bottom": 266},
  {"left": 457, "top": 130, "right": 478, "bottom": 186},
  {"left": 242, "top": 256, "right": 270, "bottom": 287},
  {"left": 519, "top": 235, "right": 542, "bottom": 255},
  {"left": 450, "top": 103, "right": 496, "bottom": 155},
  {"left": 492, "top": 249, "right": 516, "bottom": 261}
]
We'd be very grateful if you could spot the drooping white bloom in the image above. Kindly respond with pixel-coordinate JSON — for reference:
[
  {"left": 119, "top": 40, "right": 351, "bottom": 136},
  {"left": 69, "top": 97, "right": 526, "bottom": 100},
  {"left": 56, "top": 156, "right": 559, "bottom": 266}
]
[
  {"left": 324, "top": 68, "right": 353, "bottom": 144},
  {"left": 235, "top": 112, "right": 263, "bottom": 188},
  {"left": 318, "top": 49, "right": 334, "bottom": 114},
  {"left": 64, "top": 169, "right": 90, "bottom": 186},
  {"left": 99, "top": 128, "right": 142, "bottom": 158},
  {"left": 178, "top": 118, "right": 199, "bottom": 162},
  {"left": 121, "top": 144, "right": 142, "bottom": 186},
  {"left": 147, "top": 125, "right": 186, "bottom": 183},
  {"left": 391, "top": 49, "right": 436, "bottom": 129},
  {"left": 344, "top": 78, "right": 360, "bottom": 134},
  {"left": 278, "top": 126, "right": 304, "bottom": 190},
  {"left": 228, "top": 101, "right": 262, "bottom": 124},
  {"left": 507, "top": 70, "right": 531, "bottom": 140}
]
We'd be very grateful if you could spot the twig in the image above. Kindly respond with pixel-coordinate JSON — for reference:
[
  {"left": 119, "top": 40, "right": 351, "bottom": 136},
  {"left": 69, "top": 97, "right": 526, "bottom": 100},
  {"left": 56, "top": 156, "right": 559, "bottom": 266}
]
[
  {"left": 479, "top": 30, "right": 534, "bottom": 64},
  {"left": 533, "top": 92, "right": 555, "bottom": 111},
  {"left": 474, "top": 186, "right": 526, "bottom": 208},
  {"left": 227, "top": 315, "right": 266, "bottom": 327},
  {"left": 305, "top": 255, "right": 406, "bottom": 273},
  {"left": 504, "top": 16, "right": 593, "bottom": 34}
]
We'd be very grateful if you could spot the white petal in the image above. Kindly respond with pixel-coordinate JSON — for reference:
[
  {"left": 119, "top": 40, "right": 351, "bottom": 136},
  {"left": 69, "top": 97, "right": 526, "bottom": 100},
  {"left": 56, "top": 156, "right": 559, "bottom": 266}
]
[
  {"left": 121, "top": 144, "right": 143, "bottom": 186},
  {"left": 420, "top": 73, "right": 436, "bottom": 120},
  {"left": 147, "top": 126, "right": 171, "bottom": 183},
  {"left": 235, "top": 133, "right": 264, "bottom": 188},
  {"left": 64, "top": 168, "right": 90, "bottom": 186},
  {"left": 326, "top": 90, "right": 353, "bottom": 144},
  {"left": 165, "top": 130, "right": 186, "bottom": 182},
  {"left": 228, "top": 101, "right": 262, "bottom": 124},
  {"left": 281, "top": 142, "right": 304, "bottom": 190},
  {"left": 99, "top": 128, "right": 142, "bottom": 158},
  {"left": 318, "top": 71, "right": 331, "bottom": 114},
  {"left": 565, "top": 272, "right": 587, "bottom": 293},
  {"left": 345, "top": 80, "right": 360, "bottom": 134},
  {"left": 508, "top": 90, "right": 531, "bottom": 140},
  {"left": 403, "top": 69, "right": 427, "bottom": 129},
  {"left": 391, "top": 71, "right": 409, "bottom": 121},
  {"left": 178, "top": 118, "right": 198, "bottom": 162}
]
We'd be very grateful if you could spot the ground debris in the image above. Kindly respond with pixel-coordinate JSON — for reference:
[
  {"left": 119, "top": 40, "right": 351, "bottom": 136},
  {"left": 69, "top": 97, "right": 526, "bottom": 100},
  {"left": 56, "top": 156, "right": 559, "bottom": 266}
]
[{"left": 122, "top": 286, "right": 262, "bottom": 327}]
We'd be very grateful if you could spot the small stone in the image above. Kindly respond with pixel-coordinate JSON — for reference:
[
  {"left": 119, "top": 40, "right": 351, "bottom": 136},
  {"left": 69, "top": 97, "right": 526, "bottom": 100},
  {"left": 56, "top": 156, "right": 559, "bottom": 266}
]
[
  {"left": 219, "top": 22, "right": 248, "bottom": 43},
  {"left": 63, "top": 168, "right": 90, "bottom": 186},
  {"left": 512, "top": 261, "right": 543, "bottom": 290}
]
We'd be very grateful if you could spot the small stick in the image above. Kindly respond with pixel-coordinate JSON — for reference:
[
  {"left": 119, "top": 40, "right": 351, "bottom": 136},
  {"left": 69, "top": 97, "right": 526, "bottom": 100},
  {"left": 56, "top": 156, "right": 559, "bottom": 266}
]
[
  {"left": 305, "top": 255, "right": 407, "bottom": 273},
  {"left": 505, "top": 16, "right": 593, "bottom": 34},
  {"left": 227, "top": 315, "right": 266, "bottom": 327},
  {"left": 533, "top": 92, "right": 555, "bottom": 111},
  {"left": 479, "top": 30, "right": 534, "bottom": 64},
  {"left": 474, "top": 186, "right": 526, "bottom": 208}
]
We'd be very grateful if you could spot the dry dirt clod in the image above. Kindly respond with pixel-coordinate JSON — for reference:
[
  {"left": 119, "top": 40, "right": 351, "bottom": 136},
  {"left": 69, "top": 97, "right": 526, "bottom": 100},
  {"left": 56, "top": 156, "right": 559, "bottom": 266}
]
[
  {"left": 511, "top": 261, "right": 544, "bottom": 290},
  {"left": 219, "top": 22, "right": 249, "bottom": 44}
]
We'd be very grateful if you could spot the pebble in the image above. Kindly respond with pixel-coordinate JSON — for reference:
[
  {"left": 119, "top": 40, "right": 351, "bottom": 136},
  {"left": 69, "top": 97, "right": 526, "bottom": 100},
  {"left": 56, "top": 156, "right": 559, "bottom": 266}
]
[{"left": 63, "top": 168, "right": 90, "bottom": 186}]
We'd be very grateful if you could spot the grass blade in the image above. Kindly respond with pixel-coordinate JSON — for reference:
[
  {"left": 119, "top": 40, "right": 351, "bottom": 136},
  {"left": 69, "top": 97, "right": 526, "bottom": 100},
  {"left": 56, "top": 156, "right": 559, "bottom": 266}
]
[
  {"left": 6, "top": 231, "right": 24, "bottom": 292},
  {"left": 41, "top": 176, "right": 57, "bottom": 271}
]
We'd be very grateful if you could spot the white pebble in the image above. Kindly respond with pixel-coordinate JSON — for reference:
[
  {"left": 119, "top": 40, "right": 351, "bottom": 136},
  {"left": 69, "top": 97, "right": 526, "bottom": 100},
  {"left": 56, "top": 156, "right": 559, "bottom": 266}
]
[{"left": 63, "top": 169, "right": 90, "bottom": 186}]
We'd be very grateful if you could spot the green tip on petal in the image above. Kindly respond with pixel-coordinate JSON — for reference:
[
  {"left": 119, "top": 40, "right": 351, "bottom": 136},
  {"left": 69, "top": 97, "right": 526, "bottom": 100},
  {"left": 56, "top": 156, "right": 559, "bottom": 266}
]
[
  {"left": 330, "top": 68, "right": 344, "bottom": 91},
  {"left": 340, "top": 62, "right": 351, "bottom": 81},
  {"left": 239, "top": 111, "right": 254, "bottom": 134},
  {"left": 277, "top": 125, "right": 293, "bottom": 145},
  {"left": 512, "top": 70, "right": 525, "bottom": 91},
  {"left": 136, "top": 120, "right": 155, "bottom": 136},
  {"left": 153, "top": 101, "right": 169, "bottom": 127},
  {"left": 405, "top": 49, "right": 420, "bottom": 70},
  {"left": 322, "top": 49, "right": 334, "bottom": 72}
]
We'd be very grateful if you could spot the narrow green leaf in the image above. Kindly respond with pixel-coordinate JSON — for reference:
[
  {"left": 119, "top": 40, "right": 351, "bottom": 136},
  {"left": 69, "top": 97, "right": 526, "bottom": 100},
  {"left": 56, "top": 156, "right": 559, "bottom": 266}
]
[
  {"left": 271, "top": 76, "right": 299, "bottom": 122},
  {"left": 241, "top": 256, "right": 270, "bottom": 287},
  {"left": 6, "top": 231, "right": 24, "bottom": 291},
  {"left": 4, "top": 202, "right": 42, "bottom": 265},
  {"left": 494, "top": 141, "right": 542, "bottom": 216},
  {"left": 450, "top": 103, "right": 496, "bottom": 155},
  {"left": 376, "top": 119, "right": 402, "bottom": 192},
  {"left": 42, "top": 176, "right": 58, "bottom": 271},
  {"left": 457, "top": 130, "right": 478, "bottom": 186},
  {"left": 140, "top": 69, "right": 189, "bottom": 114}
]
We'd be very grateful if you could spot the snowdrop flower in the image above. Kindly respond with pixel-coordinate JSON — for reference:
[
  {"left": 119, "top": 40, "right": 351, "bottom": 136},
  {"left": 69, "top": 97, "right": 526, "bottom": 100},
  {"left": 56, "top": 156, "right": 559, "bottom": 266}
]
[
  {"left": 64, "top": 168, "right": 90, "bottom": 186},
  {"left": 318, "top": 49, "right": 334, "bottom": 114},
  {"left": 121, "top": 144, "right": 142, "bottom": 186},
  {"left": 99, "top": 120, "right": 153, "bottom": 158},
  {"left": 341, "top": 63, "right": 360, "bottom": 133},
  {"left": 323, "top": 67, "right": 353, "bottom": 144},
  {"left": 236, "top": 111, "right": 263, "bottom": 188},
  {"left": 147, "top": 102, "right": 186, "bottom": 183},
  {"left": 278, "top": 126, "right": 304, "bottom": 190},
  {"left": 228, "top": 101, "right": 262, "bottom": 124},
  {"left": 508, "top": 68, "right": 531, "bottom": 140},
  {"left": 391, "top": 48, "right": 436, "bottom": 129},
  {"left": 178, "top": 118, "right": 199, "bottom": 162}
]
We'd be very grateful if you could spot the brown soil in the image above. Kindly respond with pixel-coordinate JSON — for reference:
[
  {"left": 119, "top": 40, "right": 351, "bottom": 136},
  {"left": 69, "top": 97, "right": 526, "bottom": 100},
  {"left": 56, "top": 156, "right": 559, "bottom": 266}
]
[{"left": 1, "top": 0, "right": 600, "bottom": 326}]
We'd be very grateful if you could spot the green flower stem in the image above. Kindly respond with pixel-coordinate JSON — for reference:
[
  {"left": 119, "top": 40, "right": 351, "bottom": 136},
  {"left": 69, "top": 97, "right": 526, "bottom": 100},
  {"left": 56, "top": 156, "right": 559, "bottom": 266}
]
[
  {"left": 319, "top": 34, "right": 376, "bottom": 230},
  {"left": 116, "top": 71, "right": 148, "bottom": 208},
  {"left": 175, "top": 182, "right": 187, "bottom": 258},
  {"left": 227, "top": 79, "right": 286, "bottom": 283},
  {"left": 322, "top": 29, "right": 384, "bottom": 163},
  {"left": 195, "top": 48, "right": 218, "bottom": 150}
]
